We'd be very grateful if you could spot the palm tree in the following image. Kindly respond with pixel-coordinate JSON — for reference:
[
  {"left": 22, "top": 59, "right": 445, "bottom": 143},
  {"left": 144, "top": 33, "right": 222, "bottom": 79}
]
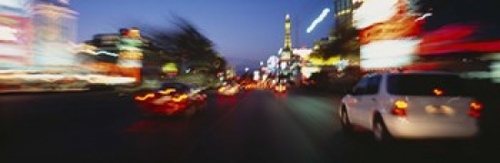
[
  {"left": 140, "top": 16, "right": 228, "bottom": 75},
  {"left": 313, "top": 24, "right": 359, "bottom": 61}
]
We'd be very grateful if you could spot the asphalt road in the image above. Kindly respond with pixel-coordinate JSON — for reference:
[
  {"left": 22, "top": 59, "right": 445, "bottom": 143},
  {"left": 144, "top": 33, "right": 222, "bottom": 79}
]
[{"left": 0, "top": 88, "right": 498, "bottom": 163}]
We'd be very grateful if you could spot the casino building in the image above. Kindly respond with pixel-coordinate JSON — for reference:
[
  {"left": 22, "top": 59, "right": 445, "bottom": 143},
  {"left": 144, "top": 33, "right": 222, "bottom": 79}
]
[{"left": 0, "top": 0, "right": 78, "bottom": 69}]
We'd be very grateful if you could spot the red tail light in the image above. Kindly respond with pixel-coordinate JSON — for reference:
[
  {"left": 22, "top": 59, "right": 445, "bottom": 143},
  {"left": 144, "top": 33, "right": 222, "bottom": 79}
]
[
  {"left": 468, "top": 100, "right": 483, "bottom": 118},
  {"left": 171, "top": 94, "right": 188, "bottom": 103},
  {"left": 135, "top": 93, "right": 155, "bottom": 101},
  {"left": 391, "top": 100, "right": 408, "bottom": 116}
]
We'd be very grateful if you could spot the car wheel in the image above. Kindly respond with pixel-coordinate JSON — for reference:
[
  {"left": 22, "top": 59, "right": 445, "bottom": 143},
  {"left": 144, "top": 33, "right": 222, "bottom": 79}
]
[
  {"left": 372, "top": 115, "right": 393, "bottom": 143},
  {"left": 340, "top": 108, "right": 353, "bottom": 133}
]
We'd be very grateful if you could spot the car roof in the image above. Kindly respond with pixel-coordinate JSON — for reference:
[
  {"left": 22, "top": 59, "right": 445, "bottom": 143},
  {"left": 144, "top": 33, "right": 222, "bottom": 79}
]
[
  {"left": 366, "top": 70, "right": 459, "bottom": 77},
  {"left": 160, "top": 82, "right": 190, "bottom": 89}
]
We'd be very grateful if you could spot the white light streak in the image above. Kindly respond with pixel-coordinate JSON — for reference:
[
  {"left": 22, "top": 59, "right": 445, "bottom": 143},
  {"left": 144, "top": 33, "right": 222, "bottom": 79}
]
[
  {"left": 415, "top": 13, "right": 432, "bottom": 21},
  {"left": 360, "top": 39, "right": 420, "bottom": 69},
  {"left": 353, "top": 0, "right": 398, "bottom": 29},
  {"left": 59, "top": 0, "right": 70, "bottom": 5},
  {"left": 360, "top": 39, "right": 420, "bottom": 60},
  {"left": 96, "top": 50, "right": 119, "bottom": 57},
  {"left": 0, "top": 26, "right": 19, "bottom": 41},
  {"left": 306, "top": 8, "right": 330, "bottom": 33}
]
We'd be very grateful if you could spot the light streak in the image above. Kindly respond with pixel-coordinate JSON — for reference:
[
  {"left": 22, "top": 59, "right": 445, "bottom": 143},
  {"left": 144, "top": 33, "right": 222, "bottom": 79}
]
[
  {"left": 353, "top": 0, "right": 398, "bottom": 29},
  {"left": 0, "top": 26, "right": 19, "bottom": 41},
  {"left": 306, "top": 8, "right": 330, "bottom": 33},
  {"left": 96, "top": 50, "right": 119, "bottom": 57}
]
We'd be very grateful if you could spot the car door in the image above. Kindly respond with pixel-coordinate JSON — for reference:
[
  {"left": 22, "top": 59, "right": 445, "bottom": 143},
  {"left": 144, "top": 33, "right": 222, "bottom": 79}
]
[
  {"left": 357, "top": 75, "right": 382, "bottom": 128},
  {"left": 343, "top": 77, "right": 369, "bottom": 125}
]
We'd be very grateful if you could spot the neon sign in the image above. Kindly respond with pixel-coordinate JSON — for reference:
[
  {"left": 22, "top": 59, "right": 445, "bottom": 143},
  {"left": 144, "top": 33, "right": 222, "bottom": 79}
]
[
  {"left": 359, "top": 16, "right": 422, "bottom": 45},
  {"left": 0, "top": 26, "right": 18, "bottom": 42}
]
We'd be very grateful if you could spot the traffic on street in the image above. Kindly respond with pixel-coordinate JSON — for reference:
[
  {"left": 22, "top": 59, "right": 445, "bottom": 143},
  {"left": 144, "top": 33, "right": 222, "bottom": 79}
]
[
  {"left": 1, "top": 86, "right": 498, "bottom": 162},
  {"left": 2, "top": 0, "right": 500, "bottom": 162}
]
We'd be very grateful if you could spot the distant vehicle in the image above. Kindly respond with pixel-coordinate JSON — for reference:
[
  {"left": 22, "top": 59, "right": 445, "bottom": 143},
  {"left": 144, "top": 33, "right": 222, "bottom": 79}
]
[
  {"left": 339, "top": 71, "right": 481, "bottom": 143},
  {"left": 217, "top": 82, "right": 240, "bottom": 96},
  {"left": 241, "top": 81, "right": 257, "bottom": 90},
  {"left": 133, "top": 82, "right": 207, "bottom": 117},
  {"left": 273, "top": 83, "right": 287, "bottom": 93}
]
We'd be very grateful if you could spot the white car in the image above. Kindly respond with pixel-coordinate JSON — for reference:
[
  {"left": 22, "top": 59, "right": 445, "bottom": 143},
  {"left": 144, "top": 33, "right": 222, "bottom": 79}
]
[{"left": 339, "top": 71, "right": 481, "bottom": 142}]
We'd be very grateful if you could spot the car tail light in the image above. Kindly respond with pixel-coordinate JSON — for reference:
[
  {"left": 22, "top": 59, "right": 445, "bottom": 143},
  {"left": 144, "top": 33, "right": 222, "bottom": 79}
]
[
  {"left": 391, "top": 100, "right": 408, "bottom": 116},
  {"left": 135, "top": 93, "right": 155, "bottom": 101},
  {"left": 172, "top": 94, "right": 188, "bottom": 103},
  {"left": 433, "top": 88, "right": 444, "bottom": 96},
  {"left": 468, "top": 100, "right": 483, "bottom": 118},
  {"left": 274, "top": 85, "right": 286, "bottom": 92}
]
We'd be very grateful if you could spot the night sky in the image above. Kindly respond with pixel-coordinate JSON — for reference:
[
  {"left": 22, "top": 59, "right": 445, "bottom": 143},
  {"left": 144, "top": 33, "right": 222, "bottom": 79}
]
[
  {"left": 415, "top": 0, "right": 500, "bottom": 30},
  {"left": 71, "top": 0, "right": 335, "bottom": 69},
  {"left": 70, "top": 0, "right": 500, "bottom": 70}
]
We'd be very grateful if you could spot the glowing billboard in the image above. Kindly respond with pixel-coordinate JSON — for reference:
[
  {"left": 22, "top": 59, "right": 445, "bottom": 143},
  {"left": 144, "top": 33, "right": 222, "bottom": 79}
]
[
  {"left": 117, "top": 28, "right": 143, "bottom": 68},
  {"left": 0, "top": 15, "right": 32, "bottom": 67},
  {"left": 358, "top": 16, "right": 422, "bottom": 45},
  {"left": 354, "top": 0, "right": 422, "bottom": 70},
  {"left": 353, "top": 0, "right": 398, "bottom": 29}
]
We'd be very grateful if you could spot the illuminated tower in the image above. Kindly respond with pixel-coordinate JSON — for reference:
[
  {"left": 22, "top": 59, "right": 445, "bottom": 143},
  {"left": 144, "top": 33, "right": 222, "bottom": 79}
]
[
  {"left": 278, "top": 14, "right": 294, "bottom": 83},
  {"left": 280, "top": 14, "right": 293, "bottom": 62},
  {"left": 284, "top": 14, "right": 292, "bottom": 50},
  {"left": 32, "top": 0, "right": 78, "bottom": 67}
]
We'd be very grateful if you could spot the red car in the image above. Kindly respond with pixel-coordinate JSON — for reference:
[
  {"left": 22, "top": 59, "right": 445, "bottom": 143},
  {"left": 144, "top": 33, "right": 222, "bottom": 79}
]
[{"left": 134, "top": 82, "right": 207, "bottom": 117}]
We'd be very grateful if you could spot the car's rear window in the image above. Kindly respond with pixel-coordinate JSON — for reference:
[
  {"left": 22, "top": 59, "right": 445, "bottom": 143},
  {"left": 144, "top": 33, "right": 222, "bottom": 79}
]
[
  {"left": 160, "top": 83, "right": 190, "bottom": 92},
  {"left": 387, "top": 74, "right": 468, "bottom": 96}
]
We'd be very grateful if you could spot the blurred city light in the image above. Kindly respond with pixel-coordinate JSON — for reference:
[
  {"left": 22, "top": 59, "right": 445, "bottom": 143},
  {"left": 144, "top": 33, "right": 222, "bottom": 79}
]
[
  {"left": 306, "top": 8, "right": 330, "bottom": 33},
  {"left": 360, "top": 39, "right": 419, "bottom": 69},
  {"left": 353, "top": 0, "right": 398, "bottom": 29},
  {"left": 0, "top": 1, "right": 140, "bottom": 92}
]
